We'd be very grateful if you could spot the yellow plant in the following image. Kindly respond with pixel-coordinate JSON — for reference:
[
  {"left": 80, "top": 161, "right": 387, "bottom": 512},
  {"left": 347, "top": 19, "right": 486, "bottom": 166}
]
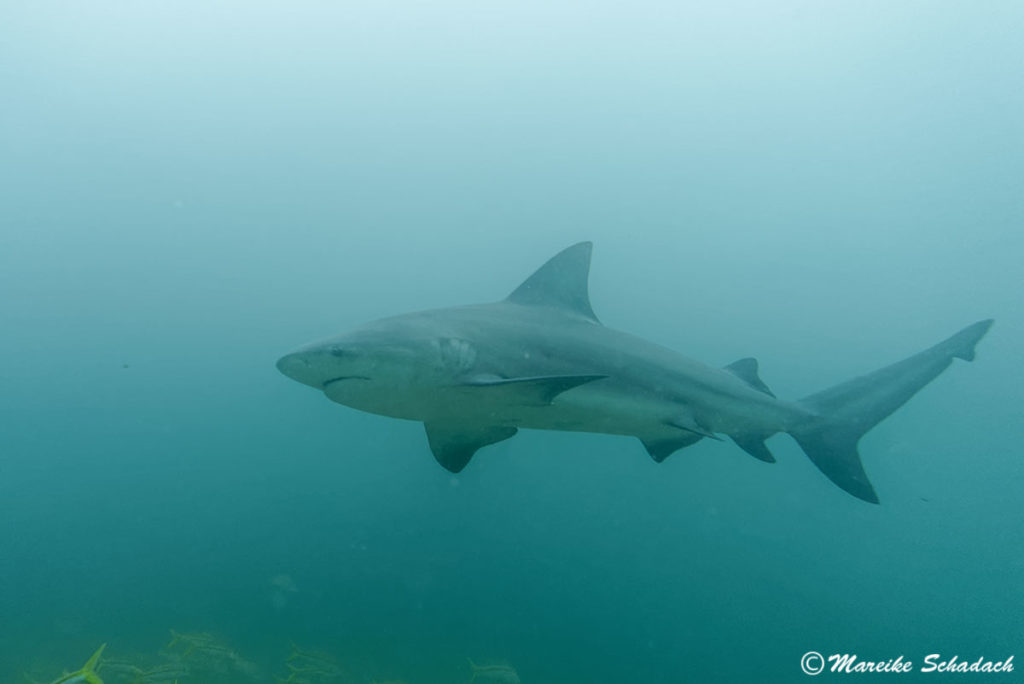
[{"left": 48, "top": 644, "right": 107, "bottom": 684}]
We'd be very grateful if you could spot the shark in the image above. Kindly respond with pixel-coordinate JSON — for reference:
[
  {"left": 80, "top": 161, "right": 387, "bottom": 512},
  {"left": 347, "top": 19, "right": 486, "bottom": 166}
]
[{"left": 276, "top": 242, "right": 992, "bottom": 503}]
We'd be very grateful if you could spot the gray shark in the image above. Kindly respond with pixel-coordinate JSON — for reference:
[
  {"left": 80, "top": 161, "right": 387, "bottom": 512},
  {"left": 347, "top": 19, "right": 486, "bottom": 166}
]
[{"left": 277, "top": 242, "right": 992, "bottom": 503}]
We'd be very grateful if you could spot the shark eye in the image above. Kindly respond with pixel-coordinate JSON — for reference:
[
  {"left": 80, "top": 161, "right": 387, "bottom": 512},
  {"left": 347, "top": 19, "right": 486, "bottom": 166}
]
[{"left": 330, "top": 347, "right": 351, "bottom": 358}]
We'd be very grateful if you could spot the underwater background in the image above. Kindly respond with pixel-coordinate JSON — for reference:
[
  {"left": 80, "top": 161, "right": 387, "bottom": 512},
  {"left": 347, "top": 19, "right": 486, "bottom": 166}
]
[{"left": 2, "top": 1, "right": 1022, "bottom": 682}]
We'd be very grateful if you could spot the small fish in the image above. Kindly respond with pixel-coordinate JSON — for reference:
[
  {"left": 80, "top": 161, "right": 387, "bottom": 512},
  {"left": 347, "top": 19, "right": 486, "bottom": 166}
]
[
  {"left": 270, "top": 574, "right": 299, "bottom": 610},
  {"left": 166, "top": 629, "right": 241, "bottom": 662},
  {"left": 280, "top": 643, "right": 344, "bottom": 682},
  {"left": 271, "top": 574, "right": 299, "bottom": 593},
  {"left": 136, "top": 661, "right": 190, "bottom": 683},
  {"left": 95, "top": 658, "right": 144, "bottom": 678},
  {"left": 166, "top": 630, "right": 220, "bottom": 650},
  {"left": 468, "top": 659, "right": 521, "bottom": 684},
  {"left": 286, "top": 643, "right": 342, "bottom": 671}
]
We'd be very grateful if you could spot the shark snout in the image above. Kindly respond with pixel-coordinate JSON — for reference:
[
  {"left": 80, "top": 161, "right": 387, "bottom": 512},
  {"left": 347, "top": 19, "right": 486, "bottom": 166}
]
[{"left": 276, "top": 352, "right": 321, "bottom": 388}]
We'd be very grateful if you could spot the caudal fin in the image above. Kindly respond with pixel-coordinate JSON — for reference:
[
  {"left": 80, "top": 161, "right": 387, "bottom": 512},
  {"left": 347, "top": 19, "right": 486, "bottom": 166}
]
[{"left": 790, "top": 319, "right": 993, "bottom": 503}]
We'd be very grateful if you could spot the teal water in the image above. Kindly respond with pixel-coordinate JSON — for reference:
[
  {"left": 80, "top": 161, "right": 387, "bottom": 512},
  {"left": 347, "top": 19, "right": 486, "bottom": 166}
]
[{"left": 2, "top": 2, "right": 1022, "bottom": 682}]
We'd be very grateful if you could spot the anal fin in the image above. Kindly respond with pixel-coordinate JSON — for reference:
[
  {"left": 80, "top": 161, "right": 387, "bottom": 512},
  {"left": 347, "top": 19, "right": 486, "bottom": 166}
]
[
  {"left": 730, "top": 434, "right": 776, "bottom": 463},
  {"left": 640, "top": 433, "right": 703, "bottom": 463},
  {"left": 424, "top": 422, "right": 518, "bottom": 472}
]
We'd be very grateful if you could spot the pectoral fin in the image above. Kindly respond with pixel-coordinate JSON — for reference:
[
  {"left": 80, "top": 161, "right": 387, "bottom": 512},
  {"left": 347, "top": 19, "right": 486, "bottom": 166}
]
[
  {"left": 424, "top": 422, "right": 519, "bottom": 472},
  {"left": 461, "top": 374, "right": 607, "bottom": 406},
  {"left": 667, "top": 413, "right": 721, "bottom": 440}
]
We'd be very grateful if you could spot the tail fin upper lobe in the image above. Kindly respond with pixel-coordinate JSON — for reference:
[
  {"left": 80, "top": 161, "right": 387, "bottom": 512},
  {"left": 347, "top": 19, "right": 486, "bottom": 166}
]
[{"left": 790, "top": 319, "right": 993, "bottom": 503}]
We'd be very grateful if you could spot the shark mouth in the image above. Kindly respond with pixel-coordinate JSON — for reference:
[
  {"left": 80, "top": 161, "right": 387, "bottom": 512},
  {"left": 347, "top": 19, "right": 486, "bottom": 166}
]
[{"left": 322, "top": 375, "right": 371, "bottom": 388}]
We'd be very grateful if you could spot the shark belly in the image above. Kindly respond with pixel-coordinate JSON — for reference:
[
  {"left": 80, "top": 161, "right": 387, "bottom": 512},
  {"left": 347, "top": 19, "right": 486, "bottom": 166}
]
[{"left": 468, "top": 377, "right": 802, "bottom": 443}]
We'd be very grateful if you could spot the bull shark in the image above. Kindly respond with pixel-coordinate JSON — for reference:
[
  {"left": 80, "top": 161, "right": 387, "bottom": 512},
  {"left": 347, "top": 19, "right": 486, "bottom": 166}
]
[{"left": 276, "top": 242, "right": 992, "bottom": 503}]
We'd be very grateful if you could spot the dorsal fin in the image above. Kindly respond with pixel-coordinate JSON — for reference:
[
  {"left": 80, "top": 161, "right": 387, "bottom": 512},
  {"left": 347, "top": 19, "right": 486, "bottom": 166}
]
[
  {"left": 506, "top": 242, "right": 600, "bottom": 323},
  {"left": 724, "top": 357, "right": 776, "bottom": 397}
]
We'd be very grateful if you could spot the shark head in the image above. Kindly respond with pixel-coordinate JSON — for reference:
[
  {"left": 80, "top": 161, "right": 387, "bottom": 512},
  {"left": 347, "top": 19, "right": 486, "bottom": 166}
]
[
  {"left": 276, "top": 242, "right": 598, "bottom": 423},
  {"left": 277, "top": 320, "right": 424, "bottom": 386},
  {"left": 276, "top": 313, "right": 476, "bottom": 418}
]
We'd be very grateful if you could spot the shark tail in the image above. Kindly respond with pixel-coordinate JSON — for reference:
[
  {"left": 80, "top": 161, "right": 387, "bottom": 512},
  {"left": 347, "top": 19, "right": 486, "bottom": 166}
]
[{"left": 789, "top": 319, "right": 993, "bottom": 503}]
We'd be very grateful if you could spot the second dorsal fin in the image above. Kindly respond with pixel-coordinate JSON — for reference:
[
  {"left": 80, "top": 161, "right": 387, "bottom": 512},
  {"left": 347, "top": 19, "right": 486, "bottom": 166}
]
[{"left": 724, "top": 357, "right": 775, "bottom": 397}]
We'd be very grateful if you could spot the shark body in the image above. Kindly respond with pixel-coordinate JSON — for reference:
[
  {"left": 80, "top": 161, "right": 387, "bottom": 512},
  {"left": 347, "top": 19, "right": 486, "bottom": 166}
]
[{"left": 277, "top": 242, "right": 992, "bottom": 503}]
